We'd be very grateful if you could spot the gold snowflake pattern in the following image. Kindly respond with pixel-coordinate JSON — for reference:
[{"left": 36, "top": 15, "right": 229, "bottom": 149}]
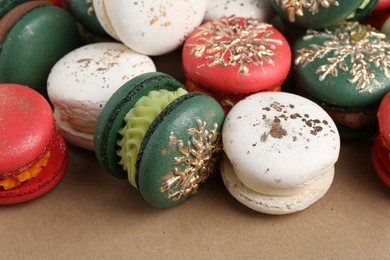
[
  {"left": 160, "top": 117, "right": 222, "bottom": 201},
  {"left": 187, "top": 16, "right": 283, "bottom": 74},
  {"left": 275, "top": 0, "right": 339, "bottom": 22},
  {"left": 295, "top": 22, "right": 390, "bottom": 93}
]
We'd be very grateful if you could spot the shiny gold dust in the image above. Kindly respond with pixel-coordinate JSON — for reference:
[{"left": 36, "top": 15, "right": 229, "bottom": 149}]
[
  {"left": 295, "top": 22, "right": 390, "bottom": 93},
  {"left": 86, "top": 0, "right": 94, "bottom": 15},
  {"left": 160, "top": 117, "right": 222, "bottom": 201},
  {"left": 275, "top": 0, "right": 339, "bottom": 22},
  {"left": 188, "top": 16, "right": 283, "bottom": 74}
]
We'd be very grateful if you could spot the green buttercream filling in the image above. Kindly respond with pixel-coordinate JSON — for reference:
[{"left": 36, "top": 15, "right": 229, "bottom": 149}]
[{"left": 117, "top": 88, "right": 188, "bottom": 188}]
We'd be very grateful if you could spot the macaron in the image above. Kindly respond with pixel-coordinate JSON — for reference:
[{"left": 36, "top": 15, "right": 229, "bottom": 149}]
[
  {"left": 0, "top": 0, "right": 28, "bottom": 18},
  {"left": 221, "top": 91, "right": 340, "bottom": 215},
  {"left": 66, "top": 0, "right": 108, "bottom": 37},
  {"left": 0, "top": 1, "right": 82, "bottom": 98},
  {"left": 94, "top": 72, "right": 225, "bottom": 208},
  {"left": 182, "top": 16, "right": 291, "bottom": 112},
  {"left": 0, "top": 83, "right": 68, "bottom": 204},
  {"left": 293, "top": 22, "right": 390, "bottom": 139},
  {"left": 92, "top": 0, "right": 207, "bottom": 56},
  {"left": 204, "top": 0, "right": 275, "bottom": 22},
  {"left": 374, "top": 0, "right": 390, "bottom": 12},
  {"left": 47, "top": 42, "right": 156, "bottom": 151},
  {"left": 269, "top": 0, "right": 378, "bottom": 29},
  {"left": 372, "top": 91, "right": 390, "bottom": 187}
]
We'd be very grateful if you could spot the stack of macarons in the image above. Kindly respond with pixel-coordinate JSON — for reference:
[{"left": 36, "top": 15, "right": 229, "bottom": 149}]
[{"left": 0, "top": 84, "right": 69, "bottom": 204}]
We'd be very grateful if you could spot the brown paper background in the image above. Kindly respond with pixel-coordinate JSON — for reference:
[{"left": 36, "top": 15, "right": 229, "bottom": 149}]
[{"left": 2, "top": 42, "right": 390, "bottom": 260}]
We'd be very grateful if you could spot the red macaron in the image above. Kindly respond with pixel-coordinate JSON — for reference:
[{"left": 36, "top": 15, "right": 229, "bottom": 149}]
[
  {"left": 0, "top": 83, "right": 68, "bottom": 204},
  {"left": 372, "top": 91, "right": 390, "bottom": 187},
  {"left": 182, "top": 16, "right": 291, "bottom": 112}
]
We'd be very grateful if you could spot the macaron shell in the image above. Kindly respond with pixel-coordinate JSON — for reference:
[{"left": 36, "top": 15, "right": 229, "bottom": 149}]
[
  {"left": 182, "top": 17, "right": 291, "bottom": 95},
  {"left": 68, "top": 0, "right": 108, "bottom": 36},
  {"left": 0, "top": 0, "right": 28, "bottom": 18},
  {"left": 137, "top": 93, "right": 224, "bottom": 208},
  {"left": 94, "top": 72, "right": 184, "bottom": 179},
  {"left": 269, "top": 0, "right": 377, "bottom": 29},
  {"left": 378, "top": 92, "right": 390, "bottom": 144},
  {"left": 372, "top": 136, "right": 390, "bottom": 187},
  {"left": 0, "top": 4, "right": 82, "bottom": 97},
  {"left": 104, "top": 0, "right": 207, "bottom": 55},
  {"left": 204, "top": 0, "right": 275, "bottom": 22},
  {"left": 0, "top": 84, "right": 54, "bottom": 176},
  {"left": 221, "top": 155, "right": 334, "bottom": 214},
  {"left": 92, "top": 0, "right": 120, "bottom": 40},
  {"left": 293, "top": 23, "right": 390, "bottom": 108},
  {"left": 0, "top": 130, "right": 68, "bottom": 205},
  {"left": 222, "top": 91, "right": 340, "bottom": 190}
]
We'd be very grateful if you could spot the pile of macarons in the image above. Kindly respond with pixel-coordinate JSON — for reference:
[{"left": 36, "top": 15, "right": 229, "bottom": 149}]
[{"left": 1, "top": 0, "right": 389, "bottom": 215}]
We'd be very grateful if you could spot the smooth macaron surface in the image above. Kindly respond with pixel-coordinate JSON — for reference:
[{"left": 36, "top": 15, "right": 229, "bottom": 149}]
[
  {"left": 378, "top": 91, "right": 390, "bottom": 144},
  {"left": 269, "top": 0, "right": 378, "bottom": 29},
  {"left": 93, "top": 0, "right": 207, "bottom": 56},
  {"left": 294, "top": 22, "right": 390, "bottom": 109},
  {"left": 95, "top": 72, "right": 225, "bottom": 208},
  {"left": 0, "top": 84, "right": 68, "bottom": 204},
  {"left": 221, "top": 91, "right": 340, "bottom": 214},
  {"left": 182, "top": 16, "right": 291, "bottom": 95},
  {"left": 0, "top": 2, "right": 82, "bottom": 97},
  {"left": 47, "top": 42, "right": 156, "bottom": 150}
]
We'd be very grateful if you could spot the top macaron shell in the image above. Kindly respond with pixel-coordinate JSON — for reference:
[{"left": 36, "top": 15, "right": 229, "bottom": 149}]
[
  {"left": 269, "top": 0, "right": 378, "bottom": 29},
  {"left": 375, "top": 0, "right": 390, "bottom": 11},
  {"left": 293, "top": 22, "right": 390, "bottom": 109},
  {"left": 182, "top": 17, "right": 291, "bottom": 95},
  {"left": 222, "top": 91, "right": 340, "bottom": 193},
  {"left": 378, "top": 92, "right": 390, "bottom": 145},
  {"left": 0, "top": 84, "right": 54, "bottom": 176},
  {"left": 47, "top": 42, "right": 156, "bottom": 150},
  {"left": 204, "top": 0, "right": 275, "bottom": 22},
  {"left": 93, "top": 0, "right": 207, "bottom": 56}
]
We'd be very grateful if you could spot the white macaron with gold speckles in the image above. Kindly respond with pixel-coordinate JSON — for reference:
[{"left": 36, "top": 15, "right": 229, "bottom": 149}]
[
  {"left": 221, "top": 92, "right": 340, "bottom": 215},
  {"left": 47, "top": 42, "right": 156, "bottom": 150},
  {"left": 204, "top": 0, "right": 275, "bottom": 22},
  {"left": 92, "top": 0, "right": 207, "bottom": 56}
]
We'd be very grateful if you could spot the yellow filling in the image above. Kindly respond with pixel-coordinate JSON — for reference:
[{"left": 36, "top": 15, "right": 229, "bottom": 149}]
[
  {"left": 117, "top": 88, "right": 188, "bottom": 188},
  {"left": 0, "top": 151, "right": 51, "bottom": 190}
]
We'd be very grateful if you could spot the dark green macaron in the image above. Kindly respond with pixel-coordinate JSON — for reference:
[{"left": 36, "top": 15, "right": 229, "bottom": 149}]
[
  {"left": 94, "top": 72, "right": 225, "bottom": 208},
  {"left": 0, "top": 0, "right": 28, "bottom": 18},
  {"left": 293, "top": 22, "right": 390, "bottom": 138},
  {"left": 270, "top": 0, "right": 378, "bottom": 29},
  {"left": 0, "top": 1, "right": 82, "bottom": 98}
]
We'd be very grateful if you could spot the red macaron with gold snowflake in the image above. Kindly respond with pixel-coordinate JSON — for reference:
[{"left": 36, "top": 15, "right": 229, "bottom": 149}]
[{"left": 182, "top": 16, "right": 291, "bottom": 112}]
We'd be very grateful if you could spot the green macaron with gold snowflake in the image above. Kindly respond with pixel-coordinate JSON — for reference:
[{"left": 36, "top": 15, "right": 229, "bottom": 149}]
[
  {"left": 94, "top": 72, "right": 225, "bottom": 208},
  {"left": 293, "top": 21, "right": 390, "bottom": 139}
]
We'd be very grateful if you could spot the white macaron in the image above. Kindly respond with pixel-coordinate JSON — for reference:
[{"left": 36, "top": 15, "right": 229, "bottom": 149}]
[
  {"left": 92, "top": 0, "right": 207, "bottom": 56},
  {"left": 47, "top": 42, "right": 156, "bottom": 150},
  {"left": 204, "top": 0, "right": 275, "bottom": 22},
  {"left": 221, "top": 91, "right": 340, "bottom": 215}
]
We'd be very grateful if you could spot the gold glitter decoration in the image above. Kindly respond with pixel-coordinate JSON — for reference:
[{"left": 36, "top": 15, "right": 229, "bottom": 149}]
[
  {"left": 295, "top": 22, "right": 390, "bottom": 93},
  {"left": 86, "top": 0, "right": 94, "bottom": 15},
  {"left": 160, "top": 117, "right": 222, "bottom": 201},
  {"left": 275, "top": 0, "right": 339, "bottom": 22},
  {"left": 187, "top": 16, "right": 283, "bottom": 74}
]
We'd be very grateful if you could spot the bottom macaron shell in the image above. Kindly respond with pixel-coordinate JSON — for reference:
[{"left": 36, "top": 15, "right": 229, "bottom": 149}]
[
  {"left": 137, "top": 94, "right": 224, "bottom": 208},
  {"left": 372, "top": 137, "right": 390, "bottom": 187},
  {"left": 220, "top": 155, "right": 334, "bottom": 215},
  {"left": 0, "top": 131, "right": 68, "bottom": 204},
  {"left": 336, "top": 123, "right": 378, "bottom": 140}
]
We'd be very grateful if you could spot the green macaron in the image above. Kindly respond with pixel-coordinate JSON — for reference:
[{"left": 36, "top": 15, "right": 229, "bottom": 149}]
[
  {"left": 0, "top": 1, "right": 82, "bottom": 98},
  {"left": 293, "top": 22, "right": 390, "bottom": 139},
  {"left": 270, "top": 0, "right": 378, "bottom": 29},
  {"left": 94, "top": 72, "right": 225, "bottom": 208},
  {"left": 0, "top": 0, "right": 28, "bottom": 18}
]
